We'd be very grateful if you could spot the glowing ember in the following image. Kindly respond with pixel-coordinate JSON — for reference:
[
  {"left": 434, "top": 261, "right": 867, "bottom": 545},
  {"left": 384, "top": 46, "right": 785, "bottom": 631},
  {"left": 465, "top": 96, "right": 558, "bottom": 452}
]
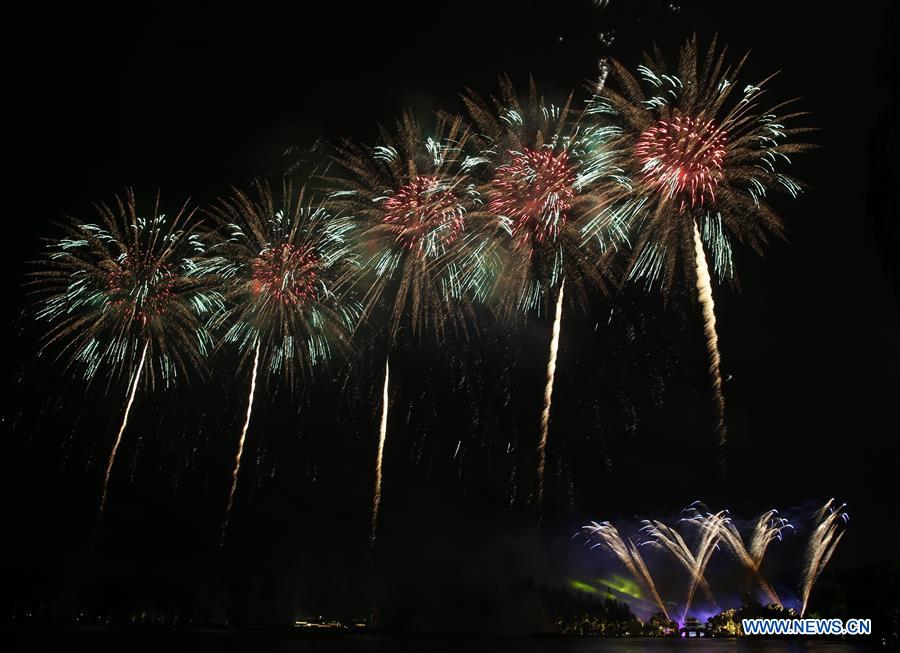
[
  {"left": 251, "top": 243, "right": 319, "bottom": 306},
  {"left": 635, "top": 116, "right": 727, "bottom": 210},
  {"left": 382, "top": 175, "right": 464, "bottom": 252},
  {"left": 488, "top": 148, "right": 576, "bottom": 244}
]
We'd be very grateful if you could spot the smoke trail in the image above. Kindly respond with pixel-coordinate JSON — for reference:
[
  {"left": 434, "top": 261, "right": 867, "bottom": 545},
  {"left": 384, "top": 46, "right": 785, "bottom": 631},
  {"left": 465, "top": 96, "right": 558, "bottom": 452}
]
[
  {"left": 98, "top": 341, "right": 149, "bottom": 517},
  {"left": 222, "top": 340, "right": 260, "bottom": 538},
  {"left": 371, "top": 357, "right": 390, "bottom": 546},
  {"left": 800, "top": 499, "right": 848, "bottom": 616},
  {"left": 692, "top": 221, "right": 726, "bottom": 472},
  {"left": 537, "top": 279, "right": 565, "bottom": 514},
  {"left": 584, "top": 522, "right": 671, "bottom": 621}
]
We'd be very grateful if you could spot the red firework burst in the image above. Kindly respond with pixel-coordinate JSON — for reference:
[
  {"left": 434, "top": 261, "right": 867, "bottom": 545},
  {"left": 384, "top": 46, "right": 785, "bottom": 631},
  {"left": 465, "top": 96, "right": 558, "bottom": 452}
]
[
  {"left": 635, "top": 115, "right": 727, "bottom": 211},
  {"left": 250, "top": 242, "right": 319, "bottom": 307},
  {"left": 105, "top": 249, "right": 175, "bottom": 324},
  {"left": 488, "top": 148, "right": 576, "bottom": 244},
  {"left": 381, "top": 175, "right": 464, "bottom": 252}
]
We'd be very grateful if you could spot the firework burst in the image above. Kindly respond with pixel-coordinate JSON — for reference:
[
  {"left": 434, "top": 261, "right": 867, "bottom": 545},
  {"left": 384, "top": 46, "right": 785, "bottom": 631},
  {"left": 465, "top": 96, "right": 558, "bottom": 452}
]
[
  {"left": 462, "top": 76, "right": 621, "bottom": 514},
  {"left": 326, "top": 113, "right": 490, "bottom": 545},
  {"left": 198, "top": 179, "right": 359, "bottom": 536},
  {"left": 327, "top": 113, "right": 489, "bottom": 340},
  {"left": 30, "top": 191, "right": 216, "bottom": 515},
  {"left": 587, "top": 37, "right": 812, "bottom": 470}
]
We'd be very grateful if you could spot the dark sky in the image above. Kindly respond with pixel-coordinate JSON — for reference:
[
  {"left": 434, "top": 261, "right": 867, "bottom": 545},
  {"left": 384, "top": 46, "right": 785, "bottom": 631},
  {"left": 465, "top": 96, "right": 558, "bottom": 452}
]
[{"left": 4, "top": 0, "right": 899, "bottom": 630}]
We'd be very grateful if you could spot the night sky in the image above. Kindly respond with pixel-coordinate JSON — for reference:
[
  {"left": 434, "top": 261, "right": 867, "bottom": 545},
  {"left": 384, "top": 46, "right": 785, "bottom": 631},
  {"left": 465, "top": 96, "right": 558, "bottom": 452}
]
[{"left": 4, "top": 0, "right": 899, "bottom": 633}]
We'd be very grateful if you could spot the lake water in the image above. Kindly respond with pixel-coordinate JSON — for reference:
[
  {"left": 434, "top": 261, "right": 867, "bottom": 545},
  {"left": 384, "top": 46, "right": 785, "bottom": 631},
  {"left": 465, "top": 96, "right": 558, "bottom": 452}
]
[{"left": 6, "top": 630, "right": 877, "bottom": 653}]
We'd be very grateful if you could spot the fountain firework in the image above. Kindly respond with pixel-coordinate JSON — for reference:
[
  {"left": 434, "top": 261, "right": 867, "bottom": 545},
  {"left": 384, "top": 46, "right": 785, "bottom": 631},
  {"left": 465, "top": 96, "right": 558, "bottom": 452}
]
[
  {"left": 584, "top": 521, "right": 671, "bottom": 621},
  {"left": 641, "top": 510, "right": 725, "bottom": 620},
  {"left": 800, "top": 499, "right": 848, "bottom": 616},
  {"left": 718, "top": 509, "right": 791, "bottom": 606}
]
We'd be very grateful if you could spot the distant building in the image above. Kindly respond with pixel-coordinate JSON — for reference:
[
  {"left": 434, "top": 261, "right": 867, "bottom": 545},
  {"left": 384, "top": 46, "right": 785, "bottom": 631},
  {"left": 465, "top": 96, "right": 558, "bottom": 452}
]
[{"left": 680, "top": 616, "right": 707, "bottom": 638}]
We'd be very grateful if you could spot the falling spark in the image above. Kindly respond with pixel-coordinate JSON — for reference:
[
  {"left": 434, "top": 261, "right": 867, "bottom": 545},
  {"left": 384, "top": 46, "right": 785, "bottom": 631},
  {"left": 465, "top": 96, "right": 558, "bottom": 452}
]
[
  {"left": 537, "top": 279, "right": 565, "bottom": 513},
  {"left": 98, "top": 341, "right": 148, "bottom": 517},
  {"left": 584, "top": 521, "right": 671, "bottom": 621},
  {"left": 692, "top": 221, "right": 726, "bottom": 471},
  {"left": 800, "top": 499, "right": 848, "bottom": 617},
  {"left": 371, "top": 357, "right": 390, "bottom": 546},
  {"left": 222, "top": 340, "right": 260, "bottom": 538}
]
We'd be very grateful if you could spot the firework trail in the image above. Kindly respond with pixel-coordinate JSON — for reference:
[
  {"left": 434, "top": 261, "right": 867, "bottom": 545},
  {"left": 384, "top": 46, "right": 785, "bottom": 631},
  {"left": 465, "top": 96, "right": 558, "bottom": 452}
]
[
  {"left": 199, "top": 180, "right": 359, "bottom": 536},
  {"left": 800, "top": 499, "right": 848, "bottom": 617},
  {"left": 370, "top": 357, "right": 390, "bottom": 545},
  {"left": 718, "top": 508, "right": 791, "bottom": 606},
  {"left": 692, "top": 221, "right": 726, "bottom": 469},
  {"left": 30, "top": 191, "right": 215, "bottom": 516},
  {"left": 642, "top": 511, "right": 725, "bottom": 620},
  {"left": 99, "top": 341, "right": 148, "bottom": 516},
  {"left": 222, "top": 339, "right": 260, "bottom": 537},
  {"left": 588, "top": 37, "right": 812, "bottom": 467},
  {"left": 584, "top": 521, "right": 671, "bottom": 620},
  {"left": 536, "top": 279, "right": 564, "bottom": 513}
]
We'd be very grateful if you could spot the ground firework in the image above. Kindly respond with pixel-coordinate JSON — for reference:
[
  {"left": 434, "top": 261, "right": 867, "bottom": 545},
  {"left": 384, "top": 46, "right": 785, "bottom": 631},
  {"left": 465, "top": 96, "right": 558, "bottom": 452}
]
[
  {"left": 718, "top": 509, "right": 790, "bottom": 606},
  {"left": 587, "top": 37, "right": 812, "bottom": 469},
  {"left": 463, "top": 74, "right": 621, "bottom": 515},
  {"left": 199, "top": 179, "right": 359, "bottom": 536},
  {"left": 800, "top": 499, "right": 848, "bottom": 617},
  {"left": 584, "top": 521, "right": 671, "bottom": 621},
  {"left": 641, "top": 509, "right": 725, "bottom": 621},
  {"left": 327, "top": 113, "right": 489, "bottom": 545},
  {"left": 30, "top": 191, "right": 216, "bottom": 515}
]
